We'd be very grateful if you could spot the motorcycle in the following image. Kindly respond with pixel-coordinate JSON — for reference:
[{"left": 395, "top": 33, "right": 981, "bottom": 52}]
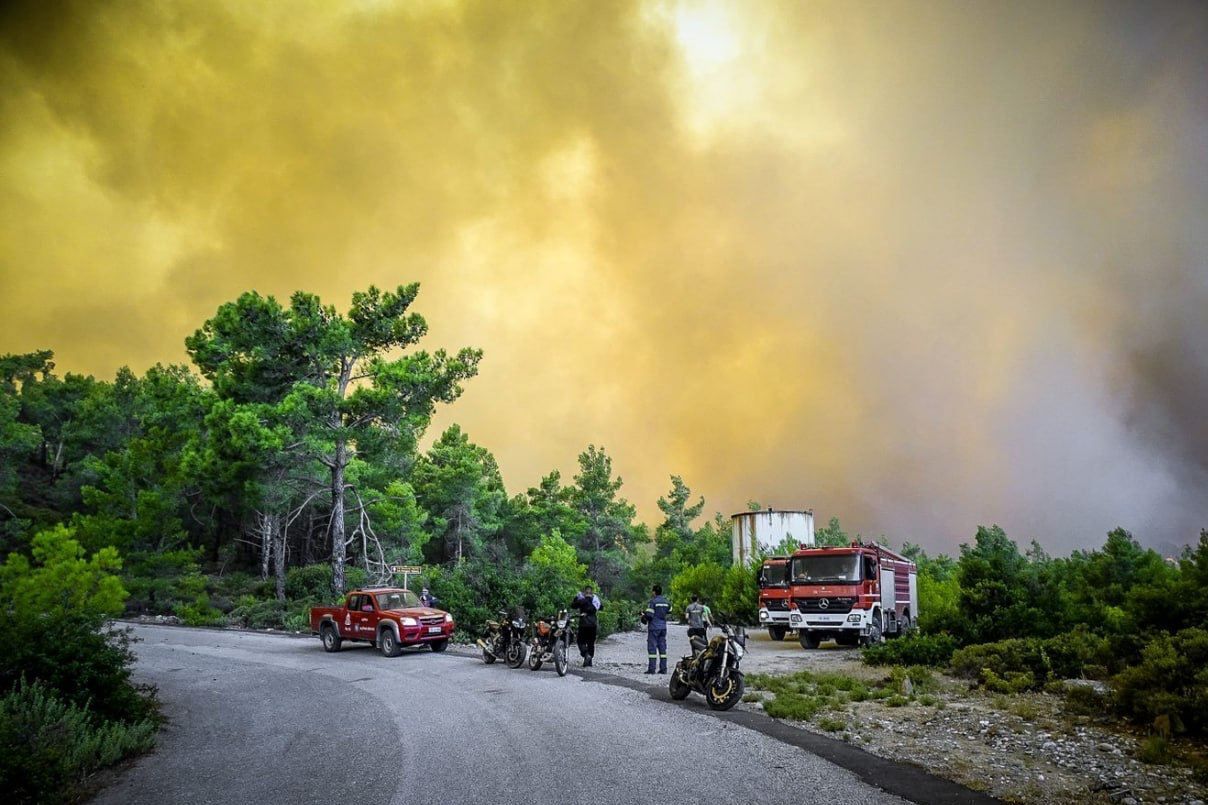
[
  {"left": 477, "top": 608, "right": 529, "bottom": 668},
  {"left": 527, "top": 610, "right": 575, "bottom": 676},
  {"left": 668, "top": 624, "right": 747, "bottom": 711}
]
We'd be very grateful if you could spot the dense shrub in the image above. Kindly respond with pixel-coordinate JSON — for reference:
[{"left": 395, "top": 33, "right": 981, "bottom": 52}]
[
  {"left": 1111, "top": 627, "right": 1208, "bottom": 736},
  {"left": 863, "top": 632, "right": 958, "bottom": 667},
  {"left": 0, "top": 679, "right": 157, "bottom": 805},
  {"left": 121, "top": 548, "right": 206, "bottom": 615},
  {"left": 949, "top": 629, "right": 1115, "bottom": 690},
  {"left": 284, "top": 564, "right": 367, "bottom": 601},
  {"left": 669, "top": 562, "right": 757, "bottom": 624}
]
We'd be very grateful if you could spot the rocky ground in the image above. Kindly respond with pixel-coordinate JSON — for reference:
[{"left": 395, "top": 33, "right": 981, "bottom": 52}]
[{"left": 590, "top": 624, "right": 1207, "bottom": 805}]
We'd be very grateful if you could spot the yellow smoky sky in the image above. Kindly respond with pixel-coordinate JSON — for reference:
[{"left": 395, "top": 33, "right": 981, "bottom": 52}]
[{"left": 2, "top": 0, "right": 1206, "bottom": 552}]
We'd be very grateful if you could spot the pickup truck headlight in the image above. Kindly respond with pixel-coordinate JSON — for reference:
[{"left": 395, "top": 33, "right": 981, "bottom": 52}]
[
  {"left": 400, "top": 616, "right": 418, "bottom": 627},
  {"left": 444, "top": 613, "right": 453, "bottom": 623}
]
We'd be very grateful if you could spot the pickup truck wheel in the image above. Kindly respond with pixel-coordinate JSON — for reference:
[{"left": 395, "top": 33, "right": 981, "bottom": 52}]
[
  {"left": 321, "top": 624, "right": 342, "bottom": 652},
  {"left": 379, "top": 629, "right": 402, "bottom": 657},
  {"left": 799, "top": 630, "right": 820, "bottom": 650},
  {"left": 430, "top": 639, "right": 448, "bottom": 653}
]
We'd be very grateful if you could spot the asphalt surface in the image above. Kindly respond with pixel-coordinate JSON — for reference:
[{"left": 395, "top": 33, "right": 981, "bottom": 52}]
[{"left": 94, "top": 625, "right": 981, "bottom": 805}]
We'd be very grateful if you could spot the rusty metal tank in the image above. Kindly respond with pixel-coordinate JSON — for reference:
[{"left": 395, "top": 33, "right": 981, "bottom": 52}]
[{"left": 731, "top": 508, "right": 815, "bottom": 566}]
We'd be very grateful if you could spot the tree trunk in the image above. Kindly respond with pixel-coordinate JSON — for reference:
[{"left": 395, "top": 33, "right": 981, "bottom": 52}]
[
  {"left": 273, "top": 513, "right": 286, "bottom": 602},
  {"left": 259, "top": 512, "right": 272, "bottom": 580},
  {"left": 330, "top": 437, "right": 347, "bottom": 595}
]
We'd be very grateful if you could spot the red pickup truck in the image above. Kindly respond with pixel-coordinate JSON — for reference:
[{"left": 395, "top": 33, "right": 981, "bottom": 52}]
[{"left": 310, "top": 587, "right": 454, "bottom": 657}]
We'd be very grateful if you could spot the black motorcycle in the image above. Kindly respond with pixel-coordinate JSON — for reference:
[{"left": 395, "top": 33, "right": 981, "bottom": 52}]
[
  {"left": 478, "top": 608, "right": 529, "bottom": 668},
  {"left": 669, "top": 624, "right": 746, "bottom": 711},
  {"left": 527, "top": 609, "right": 574, "bottom": 676}
]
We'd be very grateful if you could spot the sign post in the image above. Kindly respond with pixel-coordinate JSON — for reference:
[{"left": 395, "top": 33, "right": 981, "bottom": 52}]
[{"left": 389, "top": 565, "right": 424, "bottom": 592}]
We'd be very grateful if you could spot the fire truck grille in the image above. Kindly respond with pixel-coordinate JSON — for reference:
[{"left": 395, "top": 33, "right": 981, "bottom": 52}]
[
  {"left": 763, "top": 599, "right": 789, "bottom": 611},
  {"left": 793, "top": 597, "right": 855, "bottom": 614}
]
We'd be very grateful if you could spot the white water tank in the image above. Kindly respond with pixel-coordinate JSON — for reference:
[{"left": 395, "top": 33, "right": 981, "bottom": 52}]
[{"left": 731, "top": 508, "right": 816, "bottom": 566}]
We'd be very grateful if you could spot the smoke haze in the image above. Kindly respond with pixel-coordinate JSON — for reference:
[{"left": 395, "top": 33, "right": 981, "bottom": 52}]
[{"left": 1, "top": 0, "right": 1205, "bottom": 553}]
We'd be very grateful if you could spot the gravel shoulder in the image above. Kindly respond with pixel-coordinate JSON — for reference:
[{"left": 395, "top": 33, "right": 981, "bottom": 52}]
[{"left": 583, "top": 624, "right": 1206, "bottom": 805}]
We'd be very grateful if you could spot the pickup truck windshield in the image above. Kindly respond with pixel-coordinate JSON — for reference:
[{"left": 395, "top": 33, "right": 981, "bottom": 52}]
[
  {"left": 376, "top": 590, "right": 421, "bottom": 610},
  {"left": 759, "top": 563, "right": 788, "bottom": 587},
  {"left": 791, "top": 555, "right": 861, "bottom": 585}
]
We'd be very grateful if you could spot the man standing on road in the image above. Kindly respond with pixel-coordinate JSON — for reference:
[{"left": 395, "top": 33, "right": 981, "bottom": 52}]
[
  {"left": 570, "top": 585, "right": 601, "bottom": 667},
  {"left": 684, "top": 594, "right": 713, "bottom": 645},
  {"left": 643, "top": 585, "right": 672, "bottom": 674}
]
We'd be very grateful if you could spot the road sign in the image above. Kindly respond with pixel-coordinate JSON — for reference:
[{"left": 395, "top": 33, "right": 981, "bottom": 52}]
[{"left": 390, "top": 565, "right": 423, "bottom": 574}]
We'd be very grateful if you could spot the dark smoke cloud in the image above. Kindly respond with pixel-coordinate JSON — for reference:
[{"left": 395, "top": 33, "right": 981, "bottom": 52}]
[{"left": 1, "top": 0, "right": 1204, "bottom": 554}]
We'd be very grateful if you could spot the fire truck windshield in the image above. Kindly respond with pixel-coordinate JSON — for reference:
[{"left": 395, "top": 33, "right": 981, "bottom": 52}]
[
  {"left": 790, "top": 555, "right": 861, "bottom": 585},
  {"left": 759, "top": 563, "right": 788, "bottom": 587}
]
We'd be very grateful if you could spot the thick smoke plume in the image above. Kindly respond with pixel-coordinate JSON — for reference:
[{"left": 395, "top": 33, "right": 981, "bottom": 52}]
[{"left": 1, "top": 0, "right": 1205, "bottom": 553}]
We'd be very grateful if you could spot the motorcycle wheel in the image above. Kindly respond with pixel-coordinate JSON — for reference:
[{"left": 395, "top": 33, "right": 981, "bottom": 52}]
[
  {"left": 506, "top": 640, "right": 527, "bottom": 669},
  {"left": 553, "top": 641, "right": 568, "bottom": 676},
  {"left": 705, "top": 670, "right": 744, "bottom": 711},
  {"left": 529, "top": 646, "right": 543, "bottom": 671},
  {"left": 669, "top": 667, "right": 691, "bottom": 700},
  {"left": 482, "top": 644, "right": 496, "bottom": 664}
]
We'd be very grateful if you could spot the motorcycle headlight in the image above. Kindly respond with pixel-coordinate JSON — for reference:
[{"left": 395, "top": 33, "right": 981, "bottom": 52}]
[
  {"left": 400, "top": 616, "right": 418, "bottom": 627},
  {"left": 512, "top": 619, "right": 524, "bottom": 629}
]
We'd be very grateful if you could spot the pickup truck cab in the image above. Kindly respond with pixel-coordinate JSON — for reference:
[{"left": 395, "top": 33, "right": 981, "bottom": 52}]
[{"left": 310, "top": 587, "right": 454, "bottom": 657}]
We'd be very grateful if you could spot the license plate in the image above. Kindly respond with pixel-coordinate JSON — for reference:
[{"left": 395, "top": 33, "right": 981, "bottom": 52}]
[{"left": 427, "top": 626, "right": 442, "bottom": 634}]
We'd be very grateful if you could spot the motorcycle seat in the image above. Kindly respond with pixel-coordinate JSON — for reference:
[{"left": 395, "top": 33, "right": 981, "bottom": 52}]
[{"left": 689, "top": 635, "right": 708, "bottom": 653}]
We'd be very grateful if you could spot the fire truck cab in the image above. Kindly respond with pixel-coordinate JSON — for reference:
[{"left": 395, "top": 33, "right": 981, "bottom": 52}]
[
  {"left": 786, "top": 543, "right": 917, "bottom": 649},
  {"left": 756, "top": 556, "right": 792, "bottom": 640}
]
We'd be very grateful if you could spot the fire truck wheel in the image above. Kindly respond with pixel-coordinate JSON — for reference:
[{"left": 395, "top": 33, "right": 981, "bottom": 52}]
[
  {"left": 799, "top": 631, "right": 820, "bottom": 650},
  {"left": 768, "top": 626, "right": 788, "bottom": 641},
  {"left": 320, "top": 624, "right": 342, "bottom": 652},
  {"left": 863, "top": 613, "right": 884, "bottom": 646}
]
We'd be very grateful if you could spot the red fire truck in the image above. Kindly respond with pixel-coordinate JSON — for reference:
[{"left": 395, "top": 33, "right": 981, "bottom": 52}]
[
  {"left": 786, "top": 543, "right": 917, "bottom": 649},
  {"left": 756, "top": 556, "right": 792, "bottom": 640}
]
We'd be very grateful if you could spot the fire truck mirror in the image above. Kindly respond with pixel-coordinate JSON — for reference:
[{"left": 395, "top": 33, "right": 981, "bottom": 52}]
[{"left": 863, "top": 557, "right": 878, "bottom": 580}]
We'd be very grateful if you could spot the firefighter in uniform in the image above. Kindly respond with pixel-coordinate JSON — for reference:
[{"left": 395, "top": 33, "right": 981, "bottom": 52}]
[{"left": 643, "top": 585, "right": 672, "bottom": 674}]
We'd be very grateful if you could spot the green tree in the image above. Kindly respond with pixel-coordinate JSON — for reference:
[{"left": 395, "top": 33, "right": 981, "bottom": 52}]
[
  {"left": 570, "top": 445, "right": 640, "bottom": 594},
  {"left": 412, "top": 425, "right": 504, "bottom": 563},
  {"left": 654, "top": 476, "right": 705, "bottom": 559},
  {"left": 523, "top": 531, "right": 591, "bottom": 617},
  {"left": 187, "top": 285, "right": 481, "bottom": 593},
  {"left": 815, "top": 516, "right": 853, "bottom": 547}
]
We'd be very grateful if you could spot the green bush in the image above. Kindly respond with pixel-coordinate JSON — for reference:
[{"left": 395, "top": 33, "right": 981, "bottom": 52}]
[
  {"left": 1111, "top": 627, "right": 1208, "bottom": 735},
  {"left": 863, "top": 632, "right": 958, "bottom": 667},
  {"left": 1042, "top": 627, "right": 1114, "bottom": 678},
  {"left": 121, "top": 548, "right": 206, "bottom": 616},
  {"left": 950, "top": 630, "right": 1119, "bottom": 692},
  {"left": 0, "top": 679, "right": 156, "bottom": 805},
  {"left": 284, "top": 564, "right": 367, "bottom": 601},
  {"left": 0, "top": 528, "right": 158, "bottom": 725}
]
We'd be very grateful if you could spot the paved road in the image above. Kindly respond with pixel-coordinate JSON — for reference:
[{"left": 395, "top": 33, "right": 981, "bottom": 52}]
[{"left": 95, "top": 625, "right": 932, "bottom": 805}]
